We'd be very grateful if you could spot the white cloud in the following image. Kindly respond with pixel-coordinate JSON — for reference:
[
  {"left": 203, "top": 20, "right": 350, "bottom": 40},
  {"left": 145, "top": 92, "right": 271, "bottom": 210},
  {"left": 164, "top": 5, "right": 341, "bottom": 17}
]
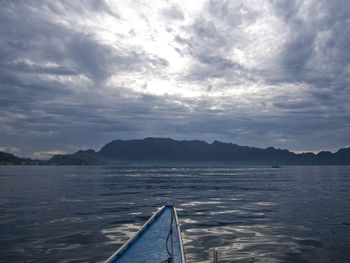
[
  {"left": 0, "top": 147, "right": 21, "bottom": 154},
  {"left": 32, "top": 150, "right": 67, "bottom": 160}
]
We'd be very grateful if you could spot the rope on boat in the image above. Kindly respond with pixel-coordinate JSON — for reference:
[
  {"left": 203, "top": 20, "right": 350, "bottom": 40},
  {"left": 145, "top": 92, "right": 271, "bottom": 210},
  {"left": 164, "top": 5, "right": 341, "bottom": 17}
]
[{"left": 160, "top": 207, "right": 174, "bottom": 263}]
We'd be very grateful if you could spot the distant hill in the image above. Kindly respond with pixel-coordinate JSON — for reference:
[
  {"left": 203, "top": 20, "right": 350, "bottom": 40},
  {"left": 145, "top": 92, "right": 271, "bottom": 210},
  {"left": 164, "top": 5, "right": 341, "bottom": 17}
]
[
  {"left": 96, "top": 137, "right": 350, "bottom": 165},
  {"left": 2, "top": 138, "right": 350, "bottom": 166},
  {"left": 45, "top": 150, "right": 102, "bottom": 165},
  {"left": 0, "top": 152, "right": 42, "bottom": 165}
]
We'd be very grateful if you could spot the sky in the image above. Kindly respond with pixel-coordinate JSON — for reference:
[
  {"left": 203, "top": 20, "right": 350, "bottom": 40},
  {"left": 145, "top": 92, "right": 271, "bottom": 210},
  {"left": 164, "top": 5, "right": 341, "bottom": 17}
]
[{"left": 1, "top": 0, "right": 350, "bottom": 159}]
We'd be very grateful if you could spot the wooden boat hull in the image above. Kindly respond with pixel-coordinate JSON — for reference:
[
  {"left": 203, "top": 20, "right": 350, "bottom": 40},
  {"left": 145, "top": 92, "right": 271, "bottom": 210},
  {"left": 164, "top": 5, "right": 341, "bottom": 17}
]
[{"left": 105, "top": 201, "right": 186, "bottom": 263}]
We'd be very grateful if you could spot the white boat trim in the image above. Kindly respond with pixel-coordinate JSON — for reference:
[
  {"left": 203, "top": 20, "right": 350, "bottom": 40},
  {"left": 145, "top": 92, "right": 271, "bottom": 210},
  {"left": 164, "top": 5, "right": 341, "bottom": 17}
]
[
  {"left": 104, "top": 205, "right": 166, "bottom": 263},
  {"left": 173, "top": 205, "right": 186, "bottom": 263}
]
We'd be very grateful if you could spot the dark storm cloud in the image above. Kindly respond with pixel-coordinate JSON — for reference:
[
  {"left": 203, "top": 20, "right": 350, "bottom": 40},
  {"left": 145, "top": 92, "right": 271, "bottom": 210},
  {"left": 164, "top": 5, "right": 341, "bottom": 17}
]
[
  {"left": 65, "top": 34, "right": 168, "bottom": 82},
  {"left": 179, "top": 0, "right": 350, "bottom": 94},
  {"left": 281, "top": 33, "right": 315, "bottom": 78},
  {"left": 173, "top": 3, "right": 262, "bottom": 86},
  {"left": 0, "top": 0, "right": 349, "bottom": 157},
  {"left": 4, "top": 62, "right": 78, "bottom": 76},
  {"left": 41, "top": 0, "right": 120, "bottom": 19},
  {"left": 188, "top": 53, "right": 258, "bottom": 84},
  {"left": 0, "top": 1, "right": 167, "bottom": 83},
  {"left": 170, "top": 0, "right": 350, "bottom": 152},
  {"left": 0, "top": 85, "right": 191, "bottom": 155},
  {"left": 0, "top": 1, "right": 171, "bottom": 156},
  {"left": 270, "top": 1, "right": 350, "bottom": 88},
  {"left": 265, "top": 1, "right": 350, "bottom": 146},
  {"left": 175, "top": 16, "right": 253, "bottom": 85},
  {"left": 273, "top": 100, "right": 317, "bottom": 110}
]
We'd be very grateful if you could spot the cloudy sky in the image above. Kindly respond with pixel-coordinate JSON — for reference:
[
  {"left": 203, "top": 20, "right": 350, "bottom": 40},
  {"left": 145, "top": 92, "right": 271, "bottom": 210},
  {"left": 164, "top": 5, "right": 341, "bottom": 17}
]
[{"left": 1, "top": 0, "right": 350, "bottom": 158}]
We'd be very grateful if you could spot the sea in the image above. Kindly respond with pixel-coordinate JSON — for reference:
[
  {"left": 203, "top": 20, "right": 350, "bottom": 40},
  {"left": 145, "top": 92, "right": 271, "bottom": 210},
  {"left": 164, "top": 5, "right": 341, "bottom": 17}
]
[{"left": 0, "top": 165, "right": 350, "bottom": 263}]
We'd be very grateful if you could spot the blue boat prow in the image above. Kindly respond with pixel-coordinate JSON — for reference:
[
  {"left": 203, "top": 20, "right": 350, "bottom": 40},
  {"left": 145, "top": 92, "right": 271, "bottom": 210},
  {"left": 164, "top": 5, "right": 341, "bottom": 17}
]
[{"left": 105, "top": 201, "right": 186, "bottom": 263}]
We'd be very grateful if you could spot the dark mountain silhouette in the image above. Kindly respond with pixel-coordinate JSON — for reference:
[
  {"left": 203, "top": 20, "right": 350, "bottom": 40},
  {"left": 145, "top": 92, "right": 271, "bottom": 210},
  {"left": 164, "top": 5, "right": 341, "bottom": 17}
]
[
  {"left": 50, "top": 138, "right": 350, "bottom": 165},
  {"left": 95, "top": 137, "right": 349, "bottom": 165},
  {"left": 1, "top": 138, "right": 350, "bottom": 165},
  {"left": 0, "top": 152, "right": 42, "bottom": 165},
  {"left": 45, "top": 150, "right": 101, "bottom": 165}
]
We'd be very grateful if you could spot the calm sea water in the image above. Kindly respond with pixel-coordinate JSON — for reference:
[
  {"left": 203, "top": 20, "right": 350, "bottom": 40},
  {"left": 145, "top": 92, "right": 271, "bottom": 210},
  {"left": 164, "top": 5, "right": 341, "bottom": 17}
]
[{"left": 0, "top": 166, "right": 350, "bottom": 263}]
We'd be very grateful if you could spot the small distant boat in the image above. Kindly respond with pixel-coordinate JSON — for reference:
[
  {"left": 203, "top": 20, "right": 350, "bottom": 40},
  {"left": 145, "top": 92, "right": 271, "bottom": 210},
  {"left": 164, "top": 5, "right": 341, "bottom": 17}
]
[
  {"left": 271, "top": 164, "right": 281, "bottom": 168},
  {"left": 105, "top": 200, "right": 186, "bottom": 263}
]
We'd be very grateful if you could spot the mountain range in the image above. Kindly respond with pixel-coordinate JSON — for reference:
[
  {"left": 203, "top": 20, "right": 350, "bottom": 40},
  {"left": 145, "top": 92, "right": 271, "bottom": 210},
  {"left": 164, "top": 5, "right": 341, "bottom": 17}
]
[{"left": 1, "top": 138, "right": 350, "bottom": 166}]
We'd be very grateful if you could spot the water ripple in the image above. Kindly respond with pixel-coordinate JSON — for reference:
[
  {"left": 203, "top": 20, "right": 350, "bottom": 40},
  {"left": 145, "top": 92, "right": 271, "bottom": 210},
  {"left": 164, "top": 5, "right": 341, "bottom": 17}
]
[{"left": 1, "top": 166, "right": 350, "bottom": 262}]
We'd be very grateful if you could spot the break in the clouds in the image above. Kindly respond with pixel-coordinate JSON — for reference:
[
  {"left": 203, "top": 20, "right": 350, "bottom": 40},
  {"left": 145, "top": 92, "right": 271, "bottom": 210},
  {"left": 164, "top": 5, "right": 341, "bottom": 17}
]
[{"left": 1, "top": 0, "right": 350, "bottom": 158}]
